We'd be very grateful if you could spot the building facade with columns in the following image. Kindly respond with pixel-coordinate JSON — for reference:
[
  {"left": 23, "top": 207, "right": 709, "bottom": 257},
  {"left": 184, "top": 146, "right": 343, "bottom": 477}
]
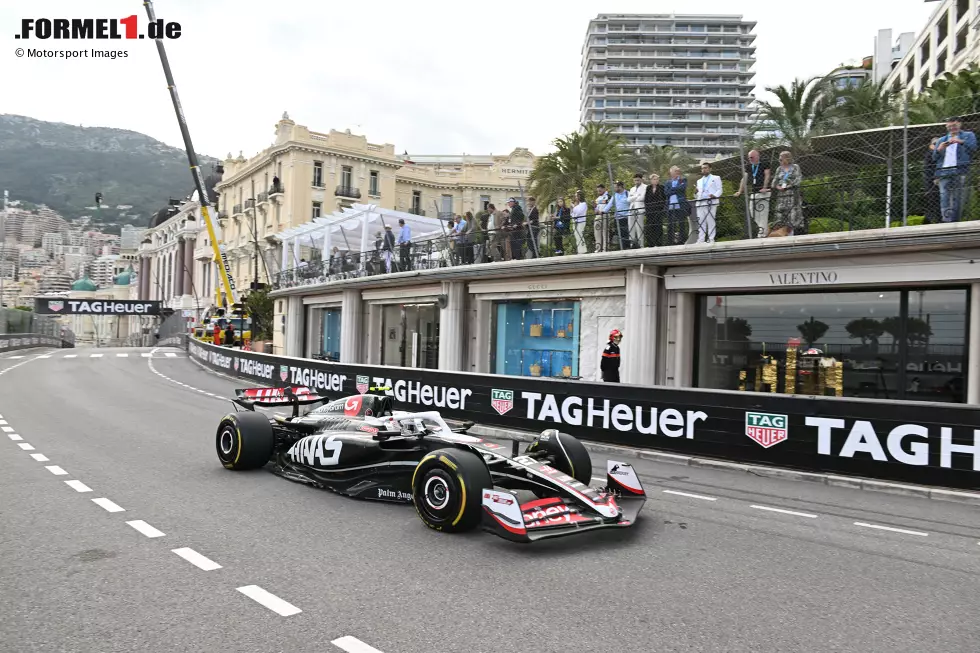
[
  {"left": 268, "top": 222, "right": 980, "bottom": 406},
  {"left": 213, "top": 114, "right": 538, "bottom": 292}
]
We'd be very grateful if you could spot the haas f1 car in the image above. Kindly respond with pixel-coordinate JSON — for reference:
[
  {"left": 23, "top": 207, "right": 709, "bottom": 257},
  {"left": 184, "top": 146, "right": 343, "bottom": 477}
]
[{"left": 214, "top": 385, "right": 646, "bottom": 543}]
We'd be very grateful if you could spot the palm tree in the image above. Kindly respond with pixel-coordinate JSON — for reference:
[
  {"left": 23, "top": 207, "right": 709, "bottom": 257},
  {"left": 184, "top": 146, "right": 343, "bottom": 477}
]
[
  {"left": 909, "top": 63, "right": 980, "bottom": 124},
  {"left": 528, "top": 123, "right": 628, "bottom": 205},
  {"left": 827, "top": 79, "right": 898, "bottom": 131},
  {"left": 752, "top": 76, "right": 834, "bottom": 154},
  {"left": 629, "top": 145, "right": 697, "bottom": 179}
]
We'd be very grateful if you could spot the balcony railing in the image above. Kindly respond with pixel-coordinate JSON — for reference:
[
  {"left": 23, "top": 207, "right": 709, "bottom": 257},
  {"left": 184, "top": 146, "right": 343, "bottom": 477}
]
[
  {"left": 408, "top": 207, "right": 426, "bottom": 216},
  {"left": 336, "top": 185, "right": 362, "bottom": 199},
  {"left": 257, "top": 191, "right": 269, "bottom": 203},
  {"left": 269, "top": 183, "right": 284, "bottom": 196},
  {"left": 232, "top": 204, "right": 243, "bottom": 215},
  {"left": 244, "top": 199, "right": 255, "bottom": 210}
]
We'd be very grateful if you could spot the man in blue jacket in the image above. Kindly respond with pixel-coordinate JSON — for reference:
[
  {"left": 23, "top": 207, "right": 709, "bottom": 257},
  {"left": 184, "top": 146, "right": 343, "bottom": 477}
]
[{"left": 934, "top": 116, "right": 977, "bottom": 223}]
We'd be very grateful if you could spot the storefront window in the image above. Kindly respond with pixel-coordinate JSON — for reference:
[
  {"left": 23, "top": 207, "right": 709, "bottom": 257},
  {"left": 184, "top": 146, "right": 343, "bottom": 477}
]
[
  {"left": 695, "top": 289, "right": 967, "bottom": 403},
  {"left": 319, "top": 308, "right": 341, "bottom": 361},
  {"left": 381, "top": 303, "right": 439, "bottom": 369},
  {"left": 493, "top": 300, "right": 580, "bottom": 378}
]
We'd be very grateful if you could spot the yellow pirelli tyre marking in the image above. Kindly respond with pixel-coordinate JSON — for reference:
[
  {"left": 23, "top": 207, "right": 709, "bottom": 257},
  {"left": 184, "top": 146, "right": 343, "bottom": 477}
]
[
  {"left": 439, "top": 455, "right": 457, "bottom": 471},
  {"left": 452, "top": 475, "right": 467, "bottom": 526}
]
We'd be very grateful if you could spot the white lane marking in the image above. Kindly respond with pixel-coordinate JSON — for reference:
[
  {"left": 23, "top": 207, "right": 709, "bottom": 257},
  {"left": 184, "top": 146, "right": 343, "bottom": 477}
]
[
  {"left": 662, "top": 489, "right": 718, "bottom": 502},
  {"left": 37, "top": 355, "right": 51, "bottom": 359},
  {"left": 65, "top": 480, "right": 92, "bottom": 492},
  {"left": 141, "top": 353, "right": 152, "bottom": 358},
  {"left": 853, "top": 521, "right": 928, "bottom": 537},
  {"left": 750, "top": 505, "right": 818, "bottom": 519},
  {"left": 17, "top": 442, "right": 34, "bottom": 450},
  {"left": 0, "top": 413, "right": 3, "bottom": 418},
  {"left": 126, "top": 520, "right": 165, "bottom": 538},
  {"left": 90, "top": 354, "right": 103, "bottom": 358},
  {"left": 332, "top": 636, "right": 385, "bottom": 653},
  {"left": 7, "top": 356, "right": 23, "bottom": 359},
  {"left": 30, "top": 453, "right": 49, "bottom": 462},
  {"left": 2, "top": 426, "right": 14, "bottom": 432},
  {"left": 236, "top": 585, "right": 302, "bottom": 616},
  {"left": 46, "top": 465, "right": 68, "bottom": 475},
  {"left": 172, "top": 547, "right": 222, "bottom": 571},
  {"left": 164, "top": 352, "right": 177, "bottom": 358},
  {"left": 7, "top": 434, "right": 22, "bottom": 441},
  {"left": 92, "top": 497, "right": 125, "bottom": 513},
  {"left": 0, "top": 420, "right": 6, "bottom": 425},
  {"left": 116, "top": 353, "right": 129, "bottom": 358},
  {"left": 64, "top": 354, "right": 77, "bottom": 358}
]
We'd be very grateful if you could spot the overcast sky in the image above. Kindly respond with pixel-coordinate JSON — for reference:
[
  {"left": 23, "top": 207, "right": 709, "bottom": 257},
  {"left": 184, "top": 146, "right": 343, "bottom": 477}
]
[{"left": 2, "top": 0, "right": 935, "bottom": 161}]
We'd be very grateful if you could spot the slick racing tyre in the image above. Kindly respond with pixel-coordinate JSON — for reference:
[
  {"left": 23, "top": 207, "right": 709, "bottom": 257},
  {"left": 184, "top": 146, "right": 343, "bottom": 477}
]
[
  {"left": 216, "top": 412, "right": 274, "bottom": 470},
  {"left": 526, "top": 430, "right": 592, "bottom": 486},
  {"left": 412, "top": 449, "right": 491, "bottom": 533}
]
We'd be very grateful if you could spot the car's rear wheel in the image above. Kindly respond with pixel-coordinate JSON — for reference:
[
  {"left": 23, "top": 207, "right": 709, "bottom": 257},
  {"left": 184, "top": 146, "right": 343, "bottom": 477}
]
[
  {"left": 412, "top": 449, "right": 491, "bottom": 533},
  {"left": 526, "top": 430, "right": 592, "bottom": 486},
  {"left": 216, "top": 412, "right": 274, "bottom": 470}
]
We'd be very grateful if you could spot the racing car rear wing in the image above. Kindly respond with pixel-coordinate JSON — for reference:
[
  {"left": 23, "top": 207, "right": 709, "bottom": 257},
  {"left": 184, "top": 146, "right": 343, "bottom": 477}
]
[{"left": 233, "top": 386, "right": 327, "bottom": 417}]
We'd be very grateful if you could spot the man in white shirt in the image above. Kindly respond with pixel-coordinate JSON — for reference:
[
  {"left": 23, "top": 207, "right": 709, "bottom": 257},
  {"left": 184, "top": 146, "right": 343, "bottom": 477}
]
[
  {"left": 594, "top": 184, "right": 611, "bottom": 252},
  {"left": 627, "top": 173, "right": 647, "bottom": 248},
  {"left": 695, "top": 163, "right": 722, "bottom": 243}
]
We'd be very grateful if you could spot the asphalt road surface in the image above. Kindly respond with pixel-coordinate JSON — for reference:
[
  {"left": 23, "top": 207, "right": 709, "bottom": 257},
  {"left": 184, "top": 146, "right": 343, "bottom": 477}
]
[{"left": 2, "top": 346, "right": 980, "bottom": 653}]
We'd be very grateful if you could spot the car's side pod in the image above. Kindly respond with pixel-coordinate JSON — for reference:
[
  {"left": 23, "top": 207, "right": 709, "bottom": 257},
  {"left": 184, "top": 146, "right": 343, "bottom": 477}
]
[
  {"left": 605, "top": 460, "right": 646, "bottom": 498},
  {"left": 480, "top": 489, "right": 530, "bottom": 543}
]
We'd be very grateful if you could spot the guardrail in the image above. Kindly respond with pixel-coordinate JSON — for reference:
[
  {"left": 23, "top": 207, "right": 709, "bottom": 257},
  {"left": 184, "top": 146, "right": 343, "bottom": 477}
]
[
  {"left": 0, "top": 334, "right": 71, "bottom": 354},
  {"left": 187, "top": 337, "right": 980, "bottom": 491}
]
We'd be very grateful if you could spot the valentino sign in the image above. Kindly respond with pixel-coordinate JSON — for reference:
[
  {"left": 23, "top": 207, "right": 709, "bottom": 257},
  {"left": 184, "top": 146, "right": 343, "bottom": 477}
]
[{"left": 34, "top": 298, "right": 162, "bottom": 315}]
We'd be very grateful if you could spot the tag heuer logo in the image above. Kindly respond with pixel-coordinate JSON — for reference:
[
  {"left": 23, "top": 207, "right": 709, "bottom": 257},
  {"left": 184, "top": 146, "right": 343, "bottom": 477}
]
[
  {"left": 491, "top": 389, "right": 514, "bottom": 415},
  {"left": 745, "top": 412, "right": 788, "bottom": 448},
  {"left": 233, "top": 358, "right": 239, "bottom": 371},
  {"left": 48, "top": 300, "right": 64, "bottom": 312},
  {"left": 280, "top": 365, "right": 290, "bottom": 382},
  {"left": 356, "top": 375, "right": 369, "bottom": 394}
]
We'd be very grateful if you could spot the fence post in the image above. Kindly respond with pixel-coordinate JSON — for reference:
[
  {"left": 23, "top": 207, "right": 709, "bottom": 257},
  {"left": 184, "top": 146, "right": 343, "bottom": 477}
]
[
  {"left": 902, "top": 98, "right": 910, "bottom": 227},
  {"left": 737, "top": 133, "right": 753, "bottom": 238}
]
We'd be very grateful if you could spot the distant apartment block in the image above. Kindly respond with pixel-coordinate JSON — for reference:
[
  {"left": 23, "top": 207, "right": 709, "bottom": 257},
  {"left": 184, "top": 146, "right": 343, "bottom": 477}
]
[
  {"left": 579, "top": 13, "right": 757, "bottom": 161},
  {"left": 882, "top": 0, "right": 980, "bottom": 95}
]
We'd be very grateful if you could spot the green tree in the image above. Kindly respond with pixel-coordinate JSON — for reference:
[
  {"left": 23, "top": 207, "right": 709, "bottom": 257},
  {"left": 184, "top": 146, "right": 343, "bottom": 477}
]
[
  {"left": 752, "top": 76, "right": 834, "bottom": 154},
  {"left": 243, "top": 287, "right": 274, "bottom": 341},
  {"left": 826, "top": 79, "right": 898, "bottom": 131},
  {"left": 797, "top": 316, "right": 830, "bottom": 347},
  {"left": 628, "top": 145, "right": 697, "bottom": 179},
  {"left": 909, "top": 63, "right": 980, "bottom": 124},
  {"left": 528, "top": 123, "right": 629, "bottom": 206},
  {"left": 845, "top": 317, "right": 884, "bottom": 346}
]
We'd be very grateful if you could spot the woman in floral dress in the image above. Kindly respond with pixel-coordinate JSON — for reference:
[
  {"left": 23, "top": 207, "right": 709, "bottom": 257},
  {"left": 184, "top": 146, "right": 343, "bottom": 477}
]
[{"left": 770, "top": 151, "right": 804, "bottom": 235}]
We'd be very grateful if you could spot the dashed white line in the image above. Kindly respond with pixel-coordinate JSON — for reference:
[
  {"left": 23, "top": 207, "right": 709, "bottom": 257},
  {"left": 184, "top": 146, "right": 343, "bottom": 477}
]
[
  {"left": 332, "top": 636, "right": 385, "bottom": 653},
  {"left": 2, "top": 426, "right": 14, "bottom": 432},
  {"left": 7, "top": 355, "right": 23, "bottom": 359},
  {"left": 164, "top": 352, "right": 177, "bottom": 358},
  {"left": 92, "top": 498, "right": 125, "bottom": 513},
  {"left": 7, "top": 433, "right": 22, "bottom": 440},
  {"left": 141, "top": 353, "right": 152, "bottom": 358},
  {"left": 90, "top": 354, "right": 103, "bottom": 358},
  {"left": 172, "top": 547, "right": 222, "bottom": 571},
  {"left": 853, "top": 522, "right": 928, "bottom": 537},
  {"left": 30, "top": 453, "right": 49, "bottom": 462},
  {"left": 17, "top": 442, "right": 34, "bottom": 451},
  {"left": 126, "top": 520, "right": 165, "bottom": 538},
  {"left": 46, "top": 465, "right": 68, "bottom": 476},
  {"left": 750, "top": 505, "right": 818, "bottom": 518},
  {"left": 236, "top": 585, "right": 302, "bottom": 616},
  {"left": 64, "top": 354, "right": 77, "bottom": 358},
  {"left": 116, "top": 353, "right": 129, "bottom": 358},
  {"left": 65, "top": 480, "right": 92, "bottom": 492},
  {"left": 0, "top": 420, "right": 7, "bottom": 425},
  {"left": 662, "top": 489, "right": 718, "bottom": 502},
  {"left": 37, "top": 355, "right": 51, "bottom": 359}
]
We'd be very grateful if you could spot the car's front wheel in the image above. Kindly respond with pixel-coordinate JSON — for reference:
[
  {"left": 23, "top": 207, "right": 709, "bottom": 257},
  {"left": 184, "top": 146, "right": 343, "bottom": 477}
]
[
  {"left": 216, "top": 412, "right": 274, "bottom": 470},
  {"left": 412, "top": 448, "right": 491, "bottom": 533}
]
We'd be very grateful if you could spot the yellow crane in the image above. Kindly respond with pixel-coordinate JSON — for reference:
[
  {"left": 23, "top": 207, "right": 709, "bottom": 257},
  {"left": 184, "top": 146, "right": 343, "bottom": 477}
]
[{"left": 143, "top": 0, "right": 238, "bottom": 310}]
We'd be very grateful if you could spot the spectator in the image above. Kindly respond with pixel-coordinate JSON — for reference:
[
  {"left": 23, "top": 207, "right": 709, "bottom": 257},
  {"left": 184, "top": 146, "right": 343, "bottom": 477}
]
[
  {"left": 463, "top": 211, "right": 476, "bottom": 264},
  {"left": 507, "top": 198, "right": 526, "bottom": 260},
  {"left": 486, "top": 204, "right": 504, "bottom": 262},
  {"left": 453, "top": 214, "right": 470, "bottom": 265},
  {"left": 627, "top": 173, "right": 647, "bottom": 248},
  {"left": 571, "top": 190, "right": 589, "bottom": 254},
  {"left": 469, "top": 210, "right": 486, "bottom": 264},
  {"left": 695, "top": 162, "right": 721, "bottom": 243},
  {"left": 664, "top": 167, "right": 688, "bottom": 246},
  {"left": 224, "top": 322, "right": 236, "bottom": 348},
  {"left": 396, "top": 219, "right": 412, "bottom": 271},
  {"left": 525, "top": 197, "right": 540, "bottom": 258},
  {"left": 553, "top": 198, "right": 570, "bottom": 256},
  {"left": 501, "top": 209, "right": 513, "bottom": 260},
  {"left": 643, "top": 173, "right": 666, "bottom": 247},
  {"left": 612, "top": 181, "right": 630, "bottom": 249},
  {"left": 934, "top": 116, "right": 977, "bottom": 223},
  {"left": 924, "top": 137, "right": 941, "bottom": 224},
  {"left": 594, "top": 184, "right": 611, "bottom": 252},
  {"left": 734, "top": 149, "right": 771, "bottom": 238},
  {"left": 770, "top": 151, "right": 804, "bottom": 235},
  {"left": 382, "top": 224, "right": 396, "bottom": 273}
]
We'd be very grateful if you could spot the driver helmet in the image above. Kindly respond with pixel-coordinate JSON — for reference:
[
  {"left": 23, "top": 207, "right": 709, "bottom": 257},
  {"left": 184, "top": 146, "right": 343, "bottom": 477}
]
[{"left": 609, "top": 329, "right": 623, "bottom": 342}]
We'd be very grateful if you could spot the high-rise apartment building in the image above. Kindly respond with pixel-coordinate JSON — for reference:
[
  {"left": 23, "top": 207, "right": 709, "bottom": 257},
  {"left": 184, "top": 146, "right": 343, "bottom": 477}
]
[{"left": 580, "top": 13, "right": 757, "bottom": 162}]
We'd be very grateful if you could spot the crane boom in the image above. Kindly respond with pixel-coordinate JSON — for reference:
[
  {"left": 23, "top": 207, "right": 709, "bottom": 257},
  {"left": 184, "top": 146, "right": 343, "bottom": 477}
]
[{"left": 142, "top": 0, "right": 238, "bottom": 309}]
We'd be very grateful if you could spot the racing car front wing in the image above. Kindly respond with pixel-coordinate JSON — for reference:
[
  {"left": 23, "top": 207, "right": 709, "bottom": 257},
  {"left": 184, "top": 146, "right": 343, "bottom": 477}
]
[{"left": 481, "top": 460, "right": 646, "bottom": 543}]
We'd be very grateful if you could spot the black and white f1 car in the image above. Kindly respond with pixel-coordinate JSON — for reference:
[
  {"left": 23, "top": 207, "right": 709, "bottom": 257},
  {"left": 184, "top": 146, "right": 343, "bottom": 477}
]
[{"left": 214, "top": 385, "right": 646, "bottom": 543}]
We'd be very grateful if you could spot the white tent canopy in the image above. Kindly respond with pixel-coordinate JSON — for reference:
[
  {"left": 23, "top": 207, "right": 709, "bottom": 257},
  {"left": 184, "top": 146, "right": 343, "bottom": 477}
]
[{"left": 274, "top": 203, "right": 447, "bottom": 271}]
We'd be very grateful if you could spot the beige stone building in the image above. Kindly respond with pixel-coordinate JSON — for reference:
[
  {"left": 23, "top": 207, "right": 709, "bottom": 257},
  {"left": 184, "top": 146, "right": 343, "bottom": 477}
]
[{"left": 213, "top": 113, "right": 538, "bottom": 287}]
